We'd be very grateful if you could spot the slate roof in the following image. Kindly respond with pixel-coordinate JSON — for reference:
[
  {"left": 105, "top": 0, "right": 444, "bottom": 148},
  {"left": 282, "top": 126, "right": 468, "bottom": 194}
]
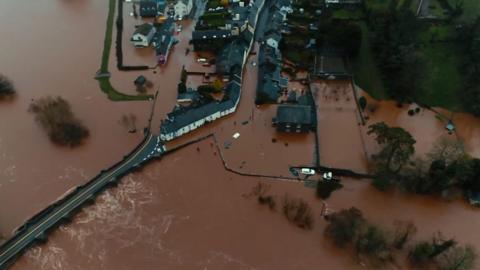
[
  {"left": 276, "top": 105, "right": 312, "bottom": 125},
  {"left": 256, "top": 44, "right": 288, "bottom": 102},
  {"left": 140, "top": 1, "right": 158, "bottom": 17},
  {"left": 134, "top": 23, "right": 155, "bottom": 36},
  {"left": 154, "top": 18, "right": 174, "bottom": 55},
  {"left": 160, "top": 100, "right": 233, "bottom": 134},
  {"left": 216, "top": 39, "right": 248, "bottom": 74}
]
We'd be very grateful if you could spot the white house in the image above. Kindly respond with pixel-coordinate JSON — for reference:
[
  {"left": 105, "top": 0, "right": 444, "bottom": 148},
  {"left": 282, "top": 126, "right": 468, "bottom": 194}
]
[
  {"left": 131, "top": 23, "right": 156, "bottom": 47},
  {"left": 173, "top": 0, "right": 193, "bottom": 20},
  {"left": 266, "top": 32, "right": 281, "bottom": 49}
]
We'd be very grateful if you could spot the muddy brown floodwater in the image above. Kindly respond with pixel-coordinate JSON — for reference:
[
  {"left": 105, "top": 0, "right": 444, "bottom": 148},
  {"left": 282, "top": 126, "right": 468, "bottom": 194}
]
[
  {"left": 12, "top": 137, "right": 480, "bottom": 270},
  {"left": 2, "top": 0, "right": 480, "bottom": 269},
  {"left": 0, "top": 0, "right": 150, "bottom": 236},
  {"left": 359, "top": 90, "right": 480, "bottom": 160}
]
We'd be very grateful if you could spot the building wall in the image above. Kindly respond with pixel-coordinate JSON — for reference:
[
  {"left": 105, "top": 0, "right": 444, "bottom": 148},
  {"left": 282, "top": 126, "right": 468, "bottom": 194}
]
[
  {"left": 276, "top": 123, "right": 310, "bottom": 133},
  {"left": 132, "top": 34, "right": 149, "bottom": 47}
]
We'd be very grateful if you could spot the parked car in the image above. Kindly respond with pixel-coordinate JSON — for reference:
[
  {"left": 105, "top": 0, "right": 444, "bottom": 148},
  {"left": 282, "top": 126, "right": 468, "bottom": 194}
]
[{"left": 300, "top": 168, "right": 316, "bottom": 175}]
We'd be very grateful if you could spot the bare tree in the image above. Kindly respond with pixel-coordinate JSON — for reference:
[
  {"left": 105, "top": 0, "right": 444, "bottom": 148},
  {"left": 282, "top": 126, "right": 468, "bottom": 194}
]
[
  {"left": 120, "top": 113, "right": 137, "bottom": 133},
  {"left": 428, "top": 137, "right": 465, "bottom": 164},
  {"left": 392, "top": 220, "right": 417, "bottom": 249},
  {"left": 282, "top": 194, "right": 313, "bottom": 230}
]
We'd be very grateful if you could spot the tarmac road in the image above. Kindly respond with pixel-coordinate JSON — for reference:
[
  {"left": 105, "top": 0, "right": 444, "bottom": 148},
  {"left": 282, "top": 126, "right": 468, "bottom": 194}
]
[{"left": 0, "top": 133, "right": 164, "bottom": 269}]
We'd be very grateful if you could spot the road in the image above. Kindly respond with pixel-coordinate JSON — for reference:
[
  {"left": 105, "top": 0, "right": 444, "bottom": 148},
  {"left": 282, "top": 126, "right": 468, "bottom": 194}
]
[{"left": 0, "top": 133, "right": 165, "bottom": 269}]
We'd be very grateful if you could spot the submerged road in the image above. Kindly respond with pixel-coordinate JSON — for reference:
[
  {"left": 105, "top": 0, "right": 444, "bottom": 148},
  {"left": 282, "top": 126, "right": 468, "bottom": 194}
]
[{"left": 0, "top": 133, "right": 165, "bottom": 269}]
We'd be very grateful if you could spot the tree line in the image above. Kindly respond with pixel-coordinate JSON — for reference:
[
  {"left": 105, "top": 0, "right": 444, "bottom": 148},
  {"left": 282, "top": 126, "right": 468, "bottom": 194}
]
[
  {"left": 368, "top": 122, "right": 480, "bottom": 201},
  {"left": 325, "top": 207, "right": 476, "bottom": 269}
]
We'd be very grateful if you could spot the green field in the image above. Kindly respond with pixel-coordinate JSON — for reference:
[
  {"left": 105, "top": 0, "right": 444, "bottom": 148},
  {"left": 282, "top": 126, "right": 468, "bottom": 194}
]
[
  {"left": 365, "top": 0, "right": 419, "bottom": 12},
  {"left": 331, "top": 9, "right": 365, "bottom": 20},
  {"left": 416, "top": 41, "right": 463, "bottom": 110},
  {"left": 364, "top": 0, "right": 391, "bottom": 11},
  {"left": 352, "top": 22, "right": 463, "bottom": 109},
  {"left": 333, "top": 0, "right": 474, "bottom": 111},
  {"left": 352, "top": 22, "right": 389, "bottom": 100},
  {"left": 452, "top": 0, "right": 480, "bottom": 22}
]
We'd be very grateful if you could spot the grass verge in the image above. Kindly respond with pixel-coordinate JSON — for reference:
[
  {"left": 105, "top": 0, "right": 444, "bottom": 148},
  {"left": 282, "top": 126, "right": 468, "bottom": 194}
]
[{"left": 97, "top": 0, "right": 153, "bottom": 101}]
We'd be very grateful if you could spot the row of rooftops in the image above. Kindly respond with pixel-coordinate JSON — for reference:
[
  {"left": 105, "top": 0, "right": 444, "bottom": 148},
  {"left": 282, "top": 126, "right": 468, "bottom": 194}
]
[
  {"left": 257, "top": 44, "right": 288, "bottom": 102},
  {"left": 153, "top": 17, "right": 175, "bottom": 56},
  {"left": 139, "top": 0, "right": 167, "bottom": 17},
  {"left": 192, "top": 1, "right": 259, "bottom": 41},
  {"left": 160, "top": 80, "right": 241, "bottom": 134},
  {"left": 256, "top": 0, "right": 291, "bottom": 103},
  {"left": 159, "top": 0, "right": 265, "bottom": 137}
]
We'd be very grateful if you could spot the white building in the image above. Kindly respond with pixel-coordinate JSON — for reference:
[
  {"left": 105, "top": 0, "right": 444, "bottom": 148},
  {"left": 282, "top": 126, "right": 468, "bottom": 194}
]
[
  {"left": 130, "top": 23, "right": 156, "bottom": 47},
  {"left": 173, "top": 0, "right": 193, "bottom": 20}
]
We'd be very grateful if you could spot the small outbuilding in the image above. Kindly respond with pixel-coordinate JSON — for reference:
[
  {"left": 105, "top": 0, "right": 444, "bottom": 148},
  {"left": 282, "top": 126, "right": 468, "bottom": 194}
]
[{"left": 134, "top": 75, "right": 147, "bottom": 86}]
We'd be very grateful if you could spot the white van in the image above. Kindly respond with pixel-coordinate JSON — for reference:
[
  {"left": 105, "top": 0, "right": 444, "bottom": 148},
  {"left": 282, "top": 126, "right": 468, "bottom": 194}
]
[{"left": 300, "top": 168, "right": 316, "bottom": 175}]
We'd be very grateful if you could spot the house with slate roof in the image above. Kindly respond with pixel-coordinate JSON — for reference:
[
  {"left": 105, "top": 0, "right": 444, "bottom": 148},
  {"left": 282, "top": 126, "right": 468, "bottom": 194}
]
[
  {"left": 191, "top": 30, "right": 233, "bottom": 51},
  {"left": 215, "top": 39, "right": 248, "bottom": 74},
  {"left": 131, "top": 23, "right": 156, "bottom": 47},
  {"left": 256, "top": 44, "right": 288, "bottom": 104},
  {"left": 272, "top": 105, "right": 315, "bottom": 133}
]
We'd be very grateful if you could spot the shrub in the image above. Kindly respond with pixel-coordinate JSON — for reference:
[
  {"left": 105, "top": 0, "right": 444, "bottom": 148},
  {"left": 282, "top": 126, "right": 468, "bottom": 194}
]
[
  {"left": 436, "top": 245, "right": 476, "bottom": 270},
  {"left": 0, "top": 74, "right": 15, "bottom": 97},
  {"left": 392, "top": 220, "right": 417, "bottom": 250},
  {"left": 29, "top": 96, "right": 89, "bottom": 147},
  {"left": 325, "top": 207, "right": 365, "bottom": 248},
  {"left": 282, "top": 195, "right": 314, "bottom": 230},
  {"left": 251, "top": 182, "right": 276, "bottom": 210},
  {"left": 359, "top": 96, "right": 367, "bottom": 111},
  {"left": 372, "top": 175, "right": 392, "bottom": 191},
  {"left": 410, "top": 241, "right": 436, "bottom": 264},
  {"left": 316, "top": 180, "right": 343, "bottom": 199},
  {"left": 356, "top": 225, "right": 391, "bottom": 261},
  {"left": 258, "top": 195, "right": 276, "bottom": 210}
]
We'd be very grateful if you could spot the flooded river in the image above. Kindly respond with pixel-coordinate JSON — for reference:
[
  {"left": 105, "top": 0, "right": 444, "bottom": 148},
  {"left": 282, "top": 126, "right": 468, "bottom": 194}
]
[
  {"left": 2, "top": 0, "right": 480, "bottom": 269},
  {"left": 11, "top": 137, "right": 480, "bottom": 270},
  {"left": 0, "top": 0, "right": 150, "bottom": 236}
]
